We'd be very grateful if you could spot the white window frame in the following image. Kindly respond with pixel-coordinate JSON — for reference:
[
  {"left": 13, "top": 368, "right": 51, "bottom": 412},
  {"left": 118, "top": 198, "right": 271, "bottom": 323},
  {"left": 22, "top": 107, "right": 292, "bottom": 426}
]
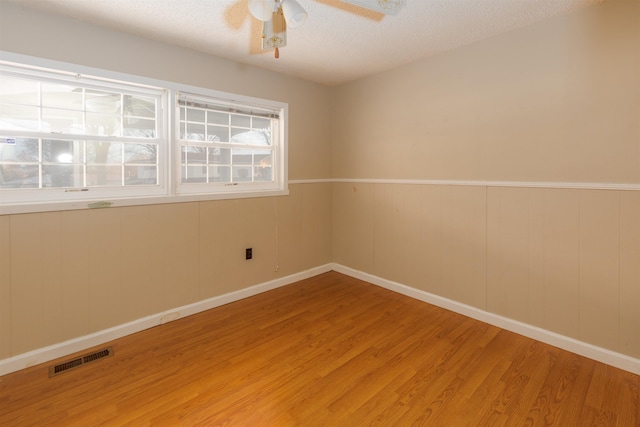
[
  {"left": 0, "top": 60, "right": 168, "bottom": 205},
  {"left": 0, "top": 52, "right": 288, "bottom": 215},
  {"left": 174, "top": 91, "right": 287, "bottom": 196}
]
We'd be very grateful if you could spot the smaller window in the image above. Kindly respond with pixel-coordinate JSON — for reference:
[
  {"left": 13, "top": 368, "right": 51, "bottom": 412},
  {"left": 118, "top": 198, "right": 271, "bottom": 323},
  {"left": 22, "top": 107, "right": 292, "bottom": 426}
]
[{"left": 176, "top": 92, "right": 286, "bottom": 195}]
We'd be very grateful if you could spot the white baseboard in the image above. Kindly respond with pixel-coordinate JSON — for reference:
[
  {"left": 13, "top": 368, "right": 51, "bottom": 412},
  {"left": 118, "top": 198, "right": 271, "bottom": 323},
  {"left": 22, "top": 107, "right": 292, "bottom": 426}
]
[
  {"left": 3, "top": 263, "right": 638, "bottom": 377},
  {"left": 0, "top": 264, "right": 333, "bottom": 376},
  {"left": 331, "top": 264, "right": 640, "bottom": 375}
]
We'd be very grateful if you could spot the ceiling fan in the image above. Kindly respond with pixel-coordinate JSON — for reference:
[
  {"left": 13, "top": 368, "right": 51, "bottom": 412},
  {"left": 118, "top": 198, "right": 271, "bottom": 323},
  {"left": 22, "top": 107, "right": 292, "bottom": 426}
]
[{"left": 247, "top": 0, "right": 406, "bottom": 58}]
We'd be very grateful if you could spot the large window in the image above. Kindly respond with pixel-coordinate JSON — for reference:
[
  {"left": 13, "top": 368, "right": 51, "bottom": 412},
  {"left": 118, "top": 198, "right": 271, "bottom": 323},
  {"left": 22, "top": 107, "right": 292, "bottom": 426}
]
[
  {"left": 0, "top": 54, "right": 287, "bottom": 212},
  {"left": 0, "top": 61, "right": 166, "bottom": 204}
]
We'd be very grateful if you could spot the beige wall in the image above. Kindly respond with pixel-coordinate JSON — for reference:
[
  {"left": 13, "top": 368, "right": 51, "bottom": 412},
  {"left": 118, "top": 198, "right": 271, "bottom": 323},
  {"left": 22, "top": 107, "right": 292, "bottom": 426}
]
[
  {"left": 332, "top": 0, "right": 640, "bottom": 183},
  {"left": 0, "top": 4, "right": 333, "bottom": 359},
  {"left": 332, "top": 0, "right": 640, "bottom": 359},
  {"left": 0, "top": 184, "right": 332, "bottom": 358},
  {"left": 1, "top": 0, "right": 639, "bottom": 364},
  {"left": 333, "top": 183, "right": 640, "bottom": 358}
]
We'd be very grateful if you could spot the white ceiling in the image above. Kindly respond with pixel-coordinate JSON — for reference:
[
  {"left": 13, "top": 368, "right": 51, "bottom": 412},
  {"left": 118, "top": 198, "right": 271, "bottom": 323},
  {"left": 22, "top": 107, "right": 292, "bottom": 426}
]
[{"left": 5, "top": 0, "right": 601, "bottom": 86}]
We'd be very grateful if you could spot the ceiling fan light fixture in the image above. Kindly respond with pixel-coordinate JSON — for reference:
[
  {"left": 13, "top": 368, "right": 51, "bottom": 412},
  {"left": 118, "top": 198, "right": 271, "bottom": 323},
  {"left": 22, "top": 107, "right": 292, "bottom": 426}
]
[
  {"left": 248, "top": 0, "right": 275, "bottom": 21},
  {"left": 248, "top": 0, "right": 307, "bottom": 58},
  {"left": 281, "top": 0, "right": 307, "bottom": 28},
  {"left": 260, "top": 5, "right": 287, "bottom": 58}
]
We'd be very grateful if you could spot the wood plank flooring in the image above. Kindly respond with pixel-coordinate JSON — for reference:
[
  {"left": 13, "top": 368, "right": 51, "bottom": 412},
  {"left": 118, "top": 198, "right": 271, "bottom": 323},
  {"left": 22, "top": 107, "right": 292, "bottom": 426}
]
[{"left": 1, "top": 271, "right": 638, "bottom": 426}]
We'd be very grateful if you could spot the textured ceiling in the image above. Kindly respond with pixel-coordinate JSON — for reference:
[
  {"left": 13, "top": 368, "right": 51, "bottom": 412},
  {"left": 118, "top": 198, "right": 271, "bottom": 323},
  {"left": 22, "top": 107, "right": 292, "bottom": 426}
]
[{"left": 3, "top": 0, "right": 602, "bottom": 86}]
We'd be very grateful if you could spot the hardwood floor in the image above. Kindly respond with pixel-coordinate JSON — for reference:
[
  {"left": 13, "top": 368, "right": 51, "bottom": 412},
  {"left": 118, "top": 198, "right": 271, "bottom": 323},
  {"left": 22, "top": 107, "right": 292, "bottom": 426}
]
[{"left": 1, "top": 271, "right": 638, "bottom": 426}]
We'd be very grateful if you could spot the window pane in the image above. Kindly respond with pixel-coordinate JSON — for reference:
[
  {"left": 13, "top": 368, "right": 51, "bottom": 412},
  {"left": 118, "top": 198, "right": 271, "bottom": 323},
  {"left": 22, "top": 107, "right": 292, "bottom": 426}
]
[
  {"left": 207, "top": 111, "right": 228, "bottom": 125},
  {"left": 254, "top": 152, "right": 272, "bottom": 165},
  {"left": 41, "top": 83, "right": 83, "bottom": 109},
  {"left": 182, "top": 165, "right": 207, "bottom": 183},
  {"left": 0, "top": 75, "right": 39, "bottom": 106},
  {"left": 230, "top": 114, "right": 250, "bottom": 127},
  {"left": 0, "top": 138, "right": 39, "bottom": 162},
  {"left": 208, "top": 147, "right": 230, "bottom": 164},
  {"left": 254, "top": 152, "right": 272, "bottom": 182},
  {"left": 0, "top": 164, "right": 39, "bottom": 188},
  {"left": 231, "top": 128, "right": 248, "bottom": 143},
  {"left": 42, "top": 139, "right": 83, "bottom": 164},
  {"left": 254, "top": 166, "right": 272, "bottom": 182},
  {"left": 186, "top": 108, "right": 205, "bottom": 123},
  {"left": 125, "top": 143, "right": 157, "bottom": 164},
  {"left": 252, "top": 129, "right": 271, "bottom": 146},
  {"left": 232, "top": 165, "right": 252, "bottom": 182},
  {"left": 87, "top": 141, "right": 122, "bottom": 164},
  {"left": 185, "top": 123, "right": 205, "bottom": 141},
  {"left": 252, "top": 117, "right": 270, "bottom": 129},
  {"left": 125, "top": 165, "right": 157, "bottom": 185},
  {"left": 42, "top": 108, "right": 83, "bottom": 134},
  {"left": 86, "top": 113, "right": 122, "bottom": 136},
  {"left": 124, "top": 117, "right": 155, "bottom": 138},
  {"left": 232, "top": 149, "right": 252, "bottom": 165},
  {"left": 125, "top": 95, "right": 156, "bottom": 119},
  {"left": 86, "top": 165, "right": 121, "bottom": 186},
  {"left": 209, "top": 165, "right": 230, "bottom": 182},
  {"left": 85, "top": 90, "right": 121, "bottom": 114},
  {"left": 0, "top": 104, "right": 40, "bottom": 131},
  {"left": 182, "top": 146, "right": 207, "bottom": 164},
  {"left": 42, "top": 164, "right": 83, "bottom": 188},
  {"left": 207, "top": 125, "right": 228, "bottom": 142},
  {"left": 231, "top": 129, "right": 269, "bottom": 145}
]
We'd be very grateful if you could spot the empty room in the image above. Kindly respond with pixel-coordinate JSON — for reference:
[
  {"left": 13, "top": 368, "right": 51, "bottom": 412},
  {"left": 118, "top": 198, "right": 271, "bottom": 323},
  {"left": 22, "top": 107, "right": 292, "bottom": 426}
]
[{"left": 0, "top": 0, "right": 639, "bottom": 425}]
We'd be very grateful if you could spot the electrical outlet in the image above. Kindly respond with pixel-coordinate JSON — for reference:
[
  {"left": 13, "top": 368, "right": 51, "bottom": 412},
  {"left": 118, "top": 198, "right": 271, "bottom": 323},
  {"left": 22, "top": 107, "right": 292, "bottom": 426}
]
[{"left": 245, "top": 248, "right": 253, "bottom": 260}]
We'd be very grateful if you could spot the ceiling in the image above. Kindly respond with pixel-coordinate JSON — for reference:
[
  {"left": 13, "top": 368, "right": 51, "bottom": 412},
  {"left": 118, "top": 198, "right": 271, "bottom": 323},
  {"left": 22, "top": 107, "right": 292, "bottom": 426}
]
[{"left": 5, "top": 0, "right": 601, "bottom": 86}]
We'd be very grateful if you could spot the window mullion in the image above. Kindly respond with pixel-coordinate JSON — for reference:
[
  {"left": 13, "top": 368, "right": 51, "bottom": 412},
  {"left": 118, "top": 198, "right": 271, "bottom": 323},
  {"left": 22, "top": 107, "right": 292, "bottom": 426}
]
[
  {"left": 123, "top": 142, "right": 128, "bottom": 187},
  {"left": 81, "top": 88, "right": 87, "bottom": 190},
  {"left": 38, "top": 138, "right": 43, "bottom": 189}
]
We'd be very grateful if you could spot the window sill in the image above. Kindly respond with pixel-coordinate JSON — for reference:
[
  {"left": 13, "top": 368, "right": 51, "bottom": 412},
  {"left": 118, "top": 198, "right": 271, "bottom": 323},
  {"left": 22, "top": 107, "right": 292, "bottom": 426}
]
[{"left": 0, "top": 188, "right": 290, "bottom": 215}]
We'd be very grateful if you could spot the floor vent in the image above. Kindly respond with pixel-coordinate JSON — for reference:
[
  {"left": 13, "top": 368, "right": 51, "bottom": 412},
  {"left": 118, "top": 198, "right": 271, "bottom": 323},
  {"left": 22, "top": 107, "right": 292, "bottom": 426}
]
[{"left": 49, "top": 347, "right": 113, "bottom": 377}]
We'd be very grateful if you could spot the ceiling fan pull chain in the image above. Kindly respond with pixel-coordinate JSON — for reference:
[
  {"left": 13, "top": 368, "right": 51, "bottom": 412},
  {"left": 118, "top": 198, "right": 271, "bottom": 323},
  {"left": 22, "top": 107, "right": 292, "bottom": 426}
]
[{"left": 275, "top": 47, "right": 280, "bottom": 58}]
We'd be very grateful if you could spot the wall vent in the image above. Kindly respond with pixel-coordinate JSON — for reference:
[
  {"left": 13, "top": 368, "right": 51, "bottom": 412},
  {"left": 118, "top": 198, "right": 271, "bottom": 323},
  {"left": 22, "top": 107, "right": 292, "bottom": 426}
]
[{"left": 48, "top": 347, "right": 113, "bottom": 377}]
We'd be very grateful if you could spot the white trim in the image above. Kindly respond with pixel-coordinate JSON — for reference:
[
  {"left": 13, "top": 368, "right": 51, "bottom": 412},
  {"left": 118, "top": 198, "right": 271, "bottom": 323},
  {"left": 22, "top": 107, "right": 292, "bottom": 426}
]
[
  {"left": 289, "top": 178, "right": 640, "bottom": 191},
  {"left": 288, "top": 179, "right": 332, "bottom": 185},
  {"left": 2, "top": 262, "right": 639, "bottom": 376},
  {"left": 332, "top": 264, "right": 640, "bottom": 375},
  {"left": 0, "top": 264, "right": 332, "bottom": 376},
  {"left": 0, "top": 188, "right": 290, "bottom": 215}
]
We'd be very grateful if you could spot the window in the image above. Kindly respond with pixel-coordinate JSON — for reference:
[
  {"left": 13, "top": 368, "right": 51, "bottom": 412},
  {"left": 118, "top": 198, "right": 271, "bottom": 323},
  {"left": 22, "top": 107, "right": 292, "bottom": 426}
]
[
  {"left": 0, "top": 61, "right": 166, "bottom": 205},
  {"left": 176, "top": 93, "right": 284, "bottom": 195},
  {"left": 0, "top": 53, "right": 287, "bottom": 213}
]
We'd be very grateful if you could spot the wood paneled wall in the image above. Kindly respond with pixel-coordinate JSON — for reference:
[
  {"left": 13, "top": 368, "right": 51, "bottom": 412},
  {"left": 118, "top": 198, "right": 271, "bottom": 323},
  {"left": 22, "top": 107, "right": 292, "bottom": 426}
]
[
  {"left": 333, "top": 182, "right": 640, "bottom": 359},
  {"left": 0, "top": 183, "right": 332, "bottom": 360}
]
